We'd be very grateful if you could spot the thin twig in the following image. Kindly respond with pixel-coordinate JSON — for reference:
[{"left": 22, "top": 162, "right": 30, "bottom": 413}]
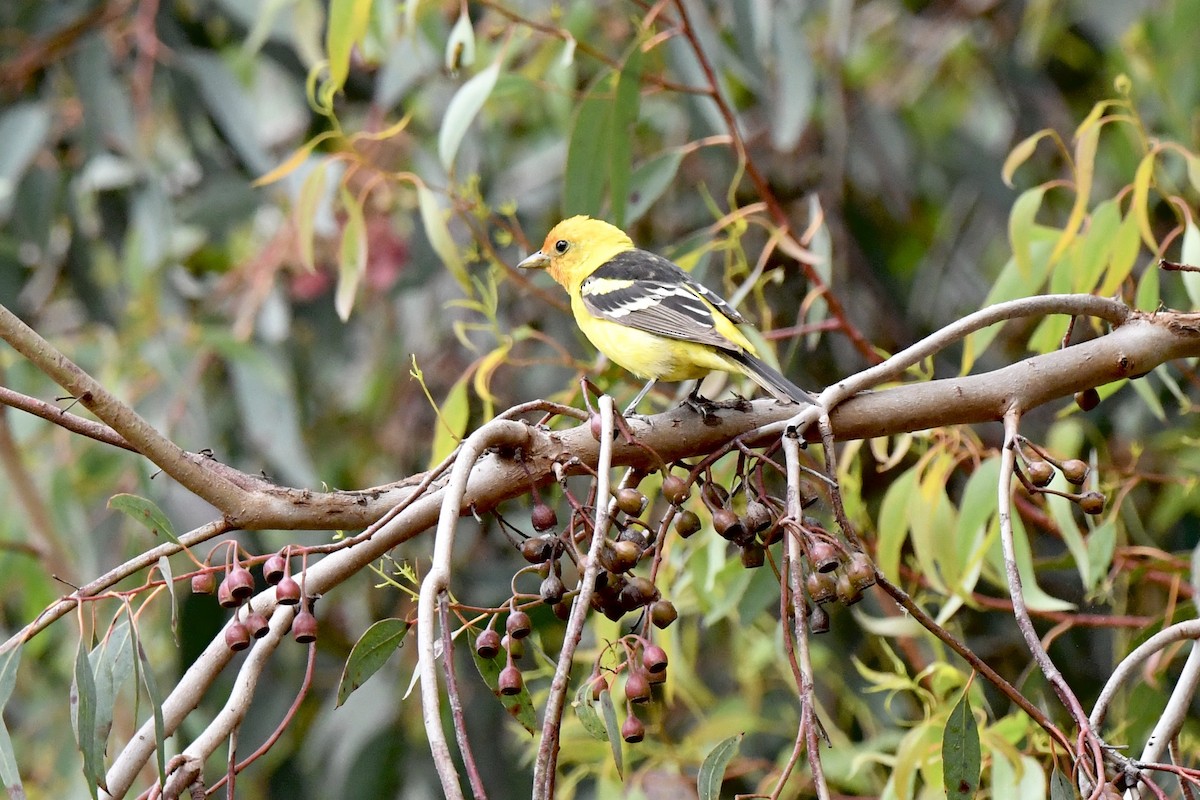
[{"left": 440, "top": 593, "right": 488, "bottom": 800}]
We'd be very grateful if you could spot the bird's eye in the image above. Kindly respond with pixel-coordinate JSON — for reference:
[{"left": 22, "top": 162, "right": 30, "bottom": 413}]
[{"left": 554, "top": 239, "right": 570, "bottom": 254}]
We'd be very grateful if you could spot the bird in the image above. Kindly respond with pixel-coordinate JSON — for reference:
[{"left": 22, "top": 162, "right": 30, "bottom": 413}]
[{"left": 517, "top": 216, "right": 815, "bottom": 412}]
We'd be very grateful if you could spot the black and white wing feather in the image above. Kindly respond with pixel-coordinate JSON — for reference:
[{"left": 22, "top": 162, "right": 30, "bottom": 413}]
[{"left": 579, "top": 249, "right": 746, "bottom": 351}]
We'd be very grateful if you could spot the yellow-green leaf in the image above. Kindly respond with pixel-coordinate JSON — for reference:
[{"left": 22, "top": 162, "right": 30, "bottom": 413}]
[
  {"left": 1131, "top": 150, "right": 1159, "bottom": 251},
  {"left": 108, "top": 494, "right": 179, "bottom": 544},
  {"left": 942, "top": 688, "right": 981, "bottom": 800},
  {"left": 252, "top": 131, "right": 336, "bottom": 187},
  {"left": 1048, "top": 122, "right": 1100, "bottom": 265},
  {"left": 417, "top": 185, "right": 469, "bottom": 292},
  {"left": 1002, "top": 129, "right": 1052, "bottom": 187},
  {"left": 337, "top": 619, "right": 410, "bottom": 706},
  {"left": 296, "top": 160, "right": 330, "bottom": 273},
  {"left": 326, "top": 0, "right": 372, "bottom": 96},
  {"left": 335, "top": 185, "right": 366, "bottom": 321},
  {"left": 429, "top": 373, "right": 469, "bottom": 469},
  {"left": 1009, "top": 186, "right": 1047, "bottom": 278}
]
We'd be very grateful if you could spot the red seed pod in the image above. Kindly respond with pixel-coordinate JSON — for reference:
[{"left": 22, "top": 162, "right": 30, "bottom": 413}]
[
  {"left": 624, "top": 669, "right": 651, "bottom": 704},
  {"left": 531, "top": 503, "right": 558, "bottom": 532},
  {"left": 191, "top": 571, "right": 216, "bottom": 596},
  {"left": 642, "top": 644, "right": 668, "bottom": 674},
  {"left": 506, "top": 610, "right": 533, "bottom": 640},
  {"left": 1075, "top": 388, "right": 1100, "bottom": 411},
  {"left": 225, "top": 622, "right": 251, "bottom": 652},
  {"left": 498, "top": 664, "right": 524, "bottom": 696},
  {"left": 244, "top": 611, "right": 271, "bottom": 639},
  {"left": 226, "top": 565, "right": 256, "bottom": 601},
  {"left": 263, "top": 554, "right": 287, "bottom": 585},
  {"left": 292, "top": 608, "right": 318, "bottom": 644},
  {"left": 275, "top": 576, "right": 302, "bottom": 605},
  {"left": 621, "top": 713, "right": 645, "bottom": 743},
  {"left": 475, "top": 628, "right": 502, "bottom": 659},
  {"left": 217, "top": 577, "right": 239, "bottom": 609}
]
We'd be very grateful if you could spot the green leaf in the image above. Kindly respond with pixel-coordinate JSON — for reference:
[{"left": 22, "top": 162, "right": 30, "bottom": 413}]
[
  {"left": 0, "top": 102, "right": 52, "bottom": 222},
  {"left": 0, "top": 645, "right": 19, "bottom": 710},
  {"left": 599, "top": 687, "right": 623, "bottom": 778},
  {"left": 428, "top": 373, "right": 470, "bottom": 470},
  {"left": 438, "top": 62, "right": 500, "bottom": 170},
  {"left": 295, "top": 160, "right": 330, "bottom": 272},
  {"left": 336, "top": 619, "right": 410, "bottom": 706},
  {"left": 1009, "top": 186, "right": 1048, "bottom": 278},
  {"left": 158, "top": 556, "right": 178, "bottom": 638},
  {"left": 0, "top": 718, "right": 24, "bottom": 799},
  {"left": 90, "top": 622, "right": 133, "bottom": 765},
  {"left": 134, "top": 638, "right": 167, "bottom": 785},
  {"left": 1085, "top": 521, "right": 1116, "bottom": 591},
  {"left": 107, "top": 494, "right": 178, "bottom": 544},
  {"left": 769, "top": 19, "right": 814, "bottom": 152},
  {"left": 470, "top": 647, "right": 536, "bottom": 735},
  {"left": 326, "top": 0, "right": 373, "bottom": 96},
  {"left": 608, "top": 46, "right": 641, "bottom": 227},
  {"left": 626, "top": 150, "right": 684, "bottom": 225},
  {"left": 942, "top": 688, "right": 980, "bottom": 800},
  {"left": 572, "top": 680, "right": 609, "bottom": 741},
  {"left": 1049, "top": 765, "right": 1078, "bottom": 799},
  {"left": 336, "top": 185, "right": 366, "bottom": 321},
  {"left": 564, "top": 81, "right": 612, "bottom": 219},
  {"left": 697, "top": 733, "right": 743, "bottom": 800},
  {"left": 876, "top": 467, "right": 918, "bottom": 582},
  {"left": 1100, "top": 207, "right": 1141, "bottom": 295},
  {"left": 1179, "top": 220, "right": 1200, "bottom": 309},
  {"left": 417, "top": 185, "right": 469, "bottom": 292},
  {"left": 71, "top": 639, "right": 102, "bottom": 798}
]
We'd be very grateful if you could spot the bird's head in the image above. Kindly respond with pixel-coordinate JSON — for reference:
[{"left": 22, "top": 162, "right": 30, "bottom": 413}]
[{"left": 518, "top": 216, "right": 634, "bottom": 288}]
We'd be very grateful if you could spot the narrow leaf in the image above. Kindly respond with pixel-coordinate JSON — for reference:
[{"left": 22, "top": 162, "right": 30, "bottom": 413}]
[
  {"left": 72, "top": 640, "right": 102, "bottom": 798},
  {"left": 296, "top": 160, "right": 329, "bottom": 273},
  {"left": 335, "top": 185, "right": 367, "bottom": 321},
  {"left": 565, "top": 82, "right": 613, "bottom": 218},
  {"left": 942, "top": 688, "right": 980, "bottom": 800},
  {"left": 1048, "top": 123, "right": 1100, "bottom": 265},
  {"left": 0, "top": 645, "right": 19, "bottom": 709},
  {"left": 107, "top": 494, "right": 178, "bottom": 544},
  {"left": 0, "top": 720, "right": 24, "bottom": 800},
  {"left": 336, "top": 619, "right": 410, "bottom": 706},
  {"left": 599, "top": 688, "right": 623, "bottom": 778},
  {"left": 626, "top": 150, "right": 683, "bottom": 225},
  {"left": 158, "top": 556, "right": 178, "bottom": 638},
  {"left": 417, "top": 185, "right": 469, "bottom": 291},
  {"left": 135, "top": 638, "right": 168, "bottom": 785},
  {"left": 608, "top": 46, "right": 642, "bottom": 227},
  {"left": 326, "top": 0, "right": 373, "bottom": 95},
  {"left": 1178, "top": 220, "right": 1200, "bottom": 309},
  {"left": 1002, "top": 130, "right": 1053, "bottom": 187},
  {"left": 252, "top": 131, "right": 336, "bottom": 187},
  {"left": 573, "top": 680, "right": 609, "bottom": 741},
  {"left": 428, "top": 373, "right": 470, "bottom": 470},
  {"left": 1049, "top": 765, "right": 1078, "bottom": 800},
  {"left": 444, "top": 11, "right": 475, "bottom": 73},
  {"left": 1009, "top": 186, "right": 1048, "bottom": 278},
  {"left": 698, "top": 733, "right": 744, "bottom": 800},
  {"left": 1131, "top": 150, "right": 1158, "bottom": 251},
  {"left": 438, "top": 62, "right": 500, "bottom": 170}
]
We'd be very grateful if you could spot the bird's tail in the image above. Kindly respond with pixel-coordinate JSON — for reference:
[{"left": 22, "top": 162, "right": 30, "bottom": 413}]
[{"left": 726, "top": 350, "right": 817, "bottom": 405}]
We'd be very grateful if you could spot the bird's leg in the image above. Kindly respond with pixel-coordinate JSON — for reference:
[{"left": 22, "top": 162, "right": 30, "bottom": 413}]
[
  {"left": 681, "top": 382, "right": 722, "bottom": 423},
  {"left": 623, "top": 379, "right": 657, "bottom": 416}
]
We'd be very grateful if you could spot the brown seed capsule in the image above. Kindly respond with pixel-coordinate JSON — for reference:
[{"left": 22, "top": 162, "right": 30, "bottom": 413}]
[
  {"left": 661, "top": 475, "right": 690, "bottom": 505},
  {"left": 600, "top": 539, "right": 641, "bottom": 574},
  {"left": 619, "top": 576, "right": 660, "bottom": 610},
  {"left": 642, "top": 644, "right": 668, "bottom": 674},
  {"left": 531, "top": 502, "right": 559, "bottom": 532},
  {"left": 674, "top": 510, "right": 702, "bottom": 538},
  {"left": 225, "top": 622, "right": 251, "bottom": 652},
  {"left": 506, "top": 610, "right": 533, "bottom": 640},
  {"left": 835, "top": 570, "right": 864, "bottom": 606},
  {"left": 292, "top": 609, "right": 318, "bottom": 644},
  {"left": 806, "top": 570, "right": 836, "bottom": 605},
  {"left": 275, "top": 576, "right": 302, "bottom": 605},
  {"left": 621, "top": 713, "right": 645, "bottom": 743},
  {"left": 540, "top": 573, "right": 565, "bottom": 605},
  {"left": 616, "top": 488, "right": 648, "bottom": 516},
  {"left": 501, "top": 634, "right": 525, "bottom": 659},
  {"left": 1079, "top": 491, "right": 1106, "bottom": 515},
  {"left": 552, "top": 601, "right": 572, "bottom": 621},
  {"left": 1061, "top": 459, "right": 1089, "bottom": 485},
  {"left": 520, "top": 536, "right": 555, "bottom": 564},
  {"left": 1026, "top": 460, "right": 1055, "bottom": 488},
  {"left": 712, "top": 509, "right": 744, "bottom": 542},
  {"left": 498, "top": 664, "right": 524, "bottom": 696},
  {"left": 244, "top": 611, "right": 271, "bottom": 639},
  {"left": 740, "top": 543, "right": 766, "bottom": 568},
  {"left": 744, "top": 500, "right": 773, "bottom": 534},
  {"left": 649, "top": 600, "right": 678, "bottom": 629},
  {"left": 262, "top": 554, "right": 287, "bottom": 585},
  {"left": 1075, "top": 388, "right": 1100, "bottom": 411},
  {"left": 845, "top": 552, "right": 877, "bottom": 590},
  {"left": 191, "top": 571, "right": 216, "bottom": 596},
  {"left": 624, "top": 669, "right": 651, "bottom": 704},
  {"left": 475, "top": 628, "right": 502, "bottom": 659},
  {"left": 809, "top": 604, "right": 831, "bottom": 634},
  {"left": 808, "top": 539, "right": 842, "bottom": 573},
  {"left": 701, "top": 482, "right": 730, "bottom": 510}
]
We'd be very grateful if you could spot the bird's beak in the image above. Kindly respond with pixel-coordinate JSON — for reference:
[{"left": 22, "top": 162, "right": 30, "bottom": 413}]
[{"left": 517, "top": 250, "right": 550, "bottom": 270}]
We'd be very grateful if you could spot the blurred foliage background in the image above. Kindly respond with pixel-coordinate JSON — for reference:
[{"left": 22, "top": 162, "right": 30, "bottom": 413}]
[{"left": 1, "top": 0, "right": 1199, "bottom": 797}]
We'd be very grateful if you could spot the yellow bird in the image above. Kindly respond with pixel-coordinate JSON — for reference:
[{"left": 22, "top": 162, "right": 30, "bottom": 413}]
[{"left": 518, "top": 216, "right": 814, "bottom": 411}]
